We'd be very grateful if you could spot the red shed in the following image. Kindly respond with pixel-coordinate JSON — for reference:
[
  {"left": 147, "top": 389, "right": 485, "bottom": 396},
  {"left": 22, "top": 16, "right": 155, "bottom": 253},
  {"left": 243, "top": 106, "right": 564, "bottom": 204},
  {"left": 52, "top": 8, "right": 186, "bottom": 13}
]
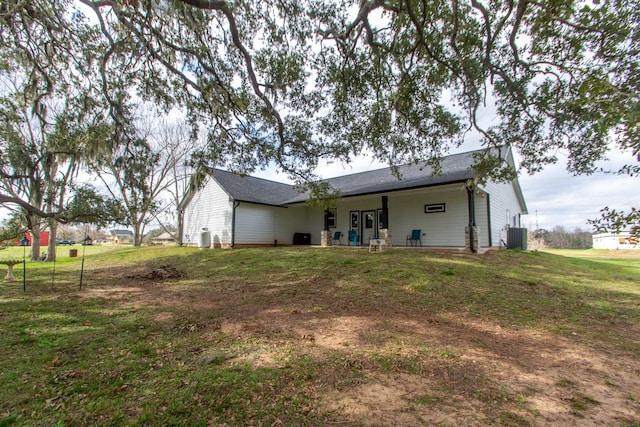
[{"left": 17, "top": 231, "right": 50, "bottom": 246}]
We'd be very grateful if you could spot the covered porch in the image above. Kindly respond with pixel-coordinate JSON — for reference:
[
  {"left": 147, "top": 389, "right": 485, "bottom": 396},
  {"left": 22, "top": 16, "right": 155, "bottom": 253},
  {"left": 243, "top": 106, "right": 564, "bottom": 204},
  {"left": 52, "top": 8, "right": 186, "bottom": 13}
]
[{"left": 316, "top": 184, "right": 487, "bottom": 253}]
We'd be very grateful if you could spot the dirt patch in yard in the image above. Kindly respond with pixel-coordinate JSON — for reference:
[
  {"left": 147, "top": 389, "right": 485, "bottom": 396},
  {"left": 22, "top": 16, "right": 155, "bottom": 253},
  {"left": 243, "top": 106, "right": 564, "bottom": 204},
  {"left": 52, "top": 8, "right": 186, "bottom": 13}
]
[{"left": 81, "top": 254, "right": 640, "bottom": 426}]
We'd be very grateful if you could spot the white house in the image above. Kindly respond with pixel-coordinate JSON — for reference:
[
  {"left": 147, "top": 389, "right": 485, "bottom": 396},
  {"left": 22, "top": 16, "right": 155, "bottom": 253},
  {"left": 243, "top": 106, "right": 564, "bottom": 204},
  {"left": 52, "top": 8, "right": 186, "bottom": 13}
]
[
  {"left": 109, "top": 229, "right": 134, "bottom": 245},
  {"left": 180, "top": 147, "right": 528, "bottom": 252},
  {"left": 592, "top": 232, "right": 639, "bottom": 250}
]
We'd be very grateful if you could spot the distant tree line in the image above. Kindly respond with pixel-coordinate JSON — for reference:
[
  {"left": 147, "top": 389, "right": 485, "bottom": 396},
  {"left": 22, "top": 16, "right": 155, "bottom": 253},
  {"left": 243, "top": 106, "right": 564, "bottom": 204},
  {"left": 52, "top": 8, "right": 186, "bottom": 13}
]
[
  {"left": 529, "top": 227, "right": 593, "bottom": 250},
  {"left": 0, "top": 220, "right": 177, "bottom": 248}
]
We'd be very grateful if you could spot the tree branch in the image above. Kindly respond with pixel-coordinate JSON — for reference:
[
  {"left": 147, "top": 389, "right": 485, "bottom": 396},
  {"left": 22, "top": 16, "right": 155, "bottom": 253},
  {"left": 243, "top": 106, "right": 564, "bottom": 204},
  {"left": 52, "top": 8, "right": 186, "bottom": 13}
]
[
  {"left": 0, "top": 192, "right": 55, "bottom": 220},
  {"left": 177, "top": 0, "right": 227, "bottom": 9}
]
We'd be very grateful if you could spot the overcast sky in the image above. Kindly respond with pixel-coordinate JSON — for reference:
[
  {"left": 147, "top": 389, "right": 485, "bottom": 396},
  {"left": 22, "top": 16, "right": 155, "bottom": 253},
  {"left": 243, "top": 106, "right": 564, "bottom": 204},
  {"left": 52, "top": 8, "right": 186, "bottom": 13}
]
[
  {"left": 255, "top": 142, "right": 638, "bottom": 233},
  {"left": 515, "top": 148, "right": 637, "bottom": 231}
]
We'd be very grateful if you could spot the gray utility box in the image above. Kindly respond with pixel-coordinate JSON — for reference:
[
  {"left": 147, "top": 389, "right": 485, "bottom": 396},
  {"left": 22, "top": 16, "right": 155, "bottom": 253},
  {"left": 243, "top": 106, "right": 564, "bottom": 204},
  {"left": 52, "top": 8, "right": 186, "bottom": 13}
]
[{"left": 507, "top": 227, "right": 528, "bottom": 250}]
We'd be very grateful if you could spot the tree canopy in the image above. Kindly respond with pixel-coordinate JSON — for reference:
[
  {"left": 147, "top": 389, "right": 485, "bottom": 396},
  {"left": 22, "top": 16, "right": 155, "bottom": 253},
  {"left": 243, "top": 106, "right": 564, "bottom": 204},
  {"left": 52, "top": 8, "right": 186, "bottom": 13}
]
[{"left": 1, "top": 0, "right": 639, "bottom": 231}]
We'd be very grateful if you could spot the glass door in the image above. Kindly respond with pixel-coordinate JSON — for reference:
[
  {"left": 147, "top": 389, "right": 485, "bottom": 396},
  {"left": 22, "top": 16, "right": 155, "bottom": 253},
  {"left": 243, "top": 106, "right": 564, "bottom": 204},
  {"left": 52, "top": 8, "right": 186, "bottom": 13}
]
[
  {"left": 361, "top": 210, "right": 376, "bottom": 244},
  {"left": 350, "top": 211, "right": 359, "bottom": 245}
]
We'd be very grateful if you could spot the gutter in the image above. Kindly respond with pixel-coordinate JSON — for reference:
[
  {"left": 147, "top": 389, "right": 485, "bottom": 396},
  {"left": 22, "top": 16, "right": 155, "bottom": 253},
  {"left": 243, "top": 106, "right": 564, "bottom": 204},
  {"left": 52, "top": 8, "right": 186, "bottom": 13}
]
[{"left": 231, "top": 200, "right": 240, "bottom": 248}]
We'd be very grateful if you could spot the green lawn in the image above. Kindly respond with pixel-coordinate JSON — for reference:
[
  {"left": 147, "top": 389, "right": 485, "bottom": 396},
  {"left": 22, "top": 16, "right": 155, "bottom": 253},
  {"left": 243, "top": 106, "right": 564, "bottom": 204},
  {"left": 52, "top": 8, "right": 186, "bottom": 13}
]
[{"left": 1, "top": 245, "right": 639, "bottom": 425}]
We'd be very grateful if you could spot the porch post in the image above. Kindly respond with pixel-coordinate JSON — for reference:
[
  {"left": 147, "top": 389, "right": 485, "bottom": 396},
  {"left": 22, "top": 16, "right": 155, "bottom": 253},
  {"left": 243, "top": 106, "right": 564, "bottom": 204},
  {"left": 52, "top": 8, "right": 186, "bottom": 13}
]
[
  {"left": 380, "top": 196, "right": 392, "bottom": 248},
  {"left": 381, "top": 196, "right": 388, "bottom": 228}
]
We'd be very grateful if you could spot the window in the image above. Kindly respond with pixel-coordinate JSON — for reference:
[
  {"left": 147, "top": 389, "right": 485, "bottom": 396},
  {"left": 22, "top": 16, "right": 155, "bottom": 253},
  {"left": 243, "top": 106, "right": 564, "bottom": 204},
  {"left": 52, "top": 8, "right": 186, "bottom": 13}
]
[
  {"left": 350, "top": 211, "right": 359, "bottom": 229},
  {"left": 365, "top": 212, "right": 374, "bottom": 229},
  {"left": 326, "top": 210, "right": 336, "bottom": 228},
  {"left": 424, "top": 203, "right": 445, "bottom": 213}
]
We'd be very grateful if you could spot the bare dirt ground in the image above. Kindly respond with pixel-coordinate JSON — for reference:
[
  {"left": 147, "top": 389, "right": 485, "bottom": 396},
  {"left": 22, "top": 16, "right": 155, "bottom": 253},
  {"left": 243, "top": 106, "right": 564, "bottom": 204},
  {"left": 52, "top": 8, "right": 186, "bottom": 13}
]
[{"left": 85, "top": 263, "right": 640, "bottom": 426}]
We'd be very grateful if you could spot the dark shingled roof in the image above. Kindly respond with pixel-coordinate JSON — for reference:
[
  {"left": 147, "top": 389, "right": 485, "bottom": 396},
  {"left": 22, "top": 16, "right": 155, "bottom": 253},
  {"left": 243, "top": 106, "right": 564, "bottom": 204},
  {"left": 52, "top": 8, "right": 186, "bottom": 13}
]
[
  {"left": 210, "top": 169, "right": 300, "bottom": 206},
  {"left": 284, "top": 149, "right": 483, "bottom": 204},
  {"left": 209, "top": 148, "right": 494, "bottom": 207}
]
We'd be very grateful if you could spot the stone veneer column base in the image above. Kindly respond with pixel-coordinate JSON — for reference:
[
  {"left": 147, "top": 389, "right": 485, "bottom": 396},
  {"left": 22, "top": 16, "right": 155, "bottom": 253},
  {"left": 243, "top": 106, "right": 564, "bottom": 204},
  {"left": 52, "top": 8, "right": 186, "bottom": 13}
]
[
  {"left": 320, "top": 230, "right": 332, "bottom": 247},
  {"left": 379, "top": 229, "right": 392, "bottom": 248},
  {"left": 465, "top": 226, "right": 479, "bottom": 253}
]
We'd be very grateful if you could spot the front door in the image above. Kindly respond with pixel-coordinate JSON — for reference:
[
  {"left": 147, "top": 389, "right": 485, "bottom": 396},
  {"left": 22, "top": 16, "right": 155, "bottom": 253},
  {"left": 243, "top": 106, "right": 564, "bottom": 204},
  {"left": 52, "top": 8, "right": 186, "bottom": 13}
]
[{"left": 361, "top": 210, "right": 376, "bottom": 243}]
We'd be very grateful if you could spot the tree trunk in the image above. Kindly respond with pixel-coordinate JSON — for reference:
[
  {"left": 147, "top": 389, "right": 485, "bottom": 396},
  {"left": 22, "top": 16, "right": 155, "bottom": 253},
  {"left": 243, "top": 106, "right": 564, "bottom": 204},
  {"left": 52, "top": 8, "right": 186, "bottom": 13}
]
[
  {"left": 46, "top": 220, "right": 58, "bottom": 262},
  {"left": 30, "top": 225, "right": 42, "bottom": 261},
  {"left": 134, "top": 222, "right": 142, "bottom": 246}
]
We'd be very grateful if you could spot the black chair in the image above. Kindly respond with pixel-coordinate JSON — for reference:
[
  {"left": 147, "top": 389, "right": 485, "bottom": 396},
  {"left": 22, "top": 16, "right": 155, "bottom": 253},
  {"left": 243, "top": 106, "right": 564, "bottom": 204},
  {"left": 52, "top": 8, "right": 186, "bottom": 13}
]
[
  {"left": 332, "top": 231, "right": 343, "bottom": 245},
  {"left": 406, "top": 229, "right": 422, "bottom": 247}
]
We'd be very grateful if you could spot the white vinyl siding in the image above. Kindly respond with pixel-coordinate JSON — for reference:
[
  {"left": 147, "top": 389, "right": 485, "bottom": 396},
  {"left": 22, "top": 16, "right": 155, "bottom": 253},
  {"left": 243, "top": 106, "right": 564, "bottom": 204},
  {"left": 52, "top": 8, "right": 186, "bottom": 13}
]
[
  {"left": 481, "top": 180, "right": 526, "bottom": 248},
  {"left": 231, "top": 203, "right": 321, "bottom": 245},
  {"left": 474, "top": 192, "right": 490, "bottom": 248},
  {"left": 235, "top": 205, "right": 276, "bottom": 245},
  {"left": 182, "top": 177, "right": 233, "bottom": 246},
  {"left": 332, "top": 184, "right": 470, "bottom": 247},
  {"left": 278, "top": 206, "right": 323, "bottom": 244},
  {"left": 388, "top": 185, "right": 468, "bottom": 247}
]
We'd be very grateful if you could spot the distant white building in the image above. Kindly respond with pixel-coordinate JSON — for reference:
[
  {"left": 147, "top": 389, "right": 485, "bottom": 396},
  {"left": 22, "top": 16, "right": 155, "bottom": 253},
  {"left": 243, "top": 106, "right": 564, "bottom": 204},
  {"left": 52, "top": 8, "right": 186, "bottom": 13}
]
[{"left": 592, "top": 232, "right": 639, "bottom": 250}]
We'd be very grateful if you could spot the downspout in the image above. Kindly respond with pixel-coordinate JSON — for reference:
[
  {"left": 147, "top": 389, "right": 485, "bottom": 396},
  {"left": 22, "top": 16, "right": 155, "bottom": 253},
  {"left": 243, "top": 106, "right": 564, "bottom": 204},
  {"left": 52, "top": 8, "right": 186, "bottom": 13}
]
[
  {"left": 231, "top": 200, "right": 240, "bottom": 248},
  {"left": 466, "top": 187, "right": 476, "bottom": 253},
  {"left": 486, "top": 194, "right": 492, "bottom": 247}
]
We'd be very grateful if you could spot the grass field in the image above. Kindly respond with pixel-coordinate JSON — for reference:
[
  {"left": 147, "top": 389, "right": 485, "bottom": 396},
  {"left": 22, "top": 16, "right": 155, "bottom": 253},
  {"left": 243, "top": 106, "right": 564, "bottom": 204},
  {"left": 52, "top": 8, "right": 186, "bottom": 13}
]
[{"left": 1, "top": 245, "right": 639, "bottom": 426}]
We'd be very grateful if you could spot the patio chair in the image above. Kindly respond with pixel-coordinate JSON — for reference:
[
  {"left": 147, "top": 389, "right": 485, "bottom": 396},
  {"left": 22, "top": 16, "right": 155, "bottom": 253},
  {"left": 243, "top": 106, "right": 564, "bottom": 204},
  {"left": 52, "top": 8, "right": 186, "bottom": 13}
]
[
  {"left": 348, "top": 230, "right": 359, "bottom": 246},
  {"left": 332, "top": 231, "right": 343, "bottom": 245},
  {"left": 406, "top": 229, "right": 422, "bottom": 247}
]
